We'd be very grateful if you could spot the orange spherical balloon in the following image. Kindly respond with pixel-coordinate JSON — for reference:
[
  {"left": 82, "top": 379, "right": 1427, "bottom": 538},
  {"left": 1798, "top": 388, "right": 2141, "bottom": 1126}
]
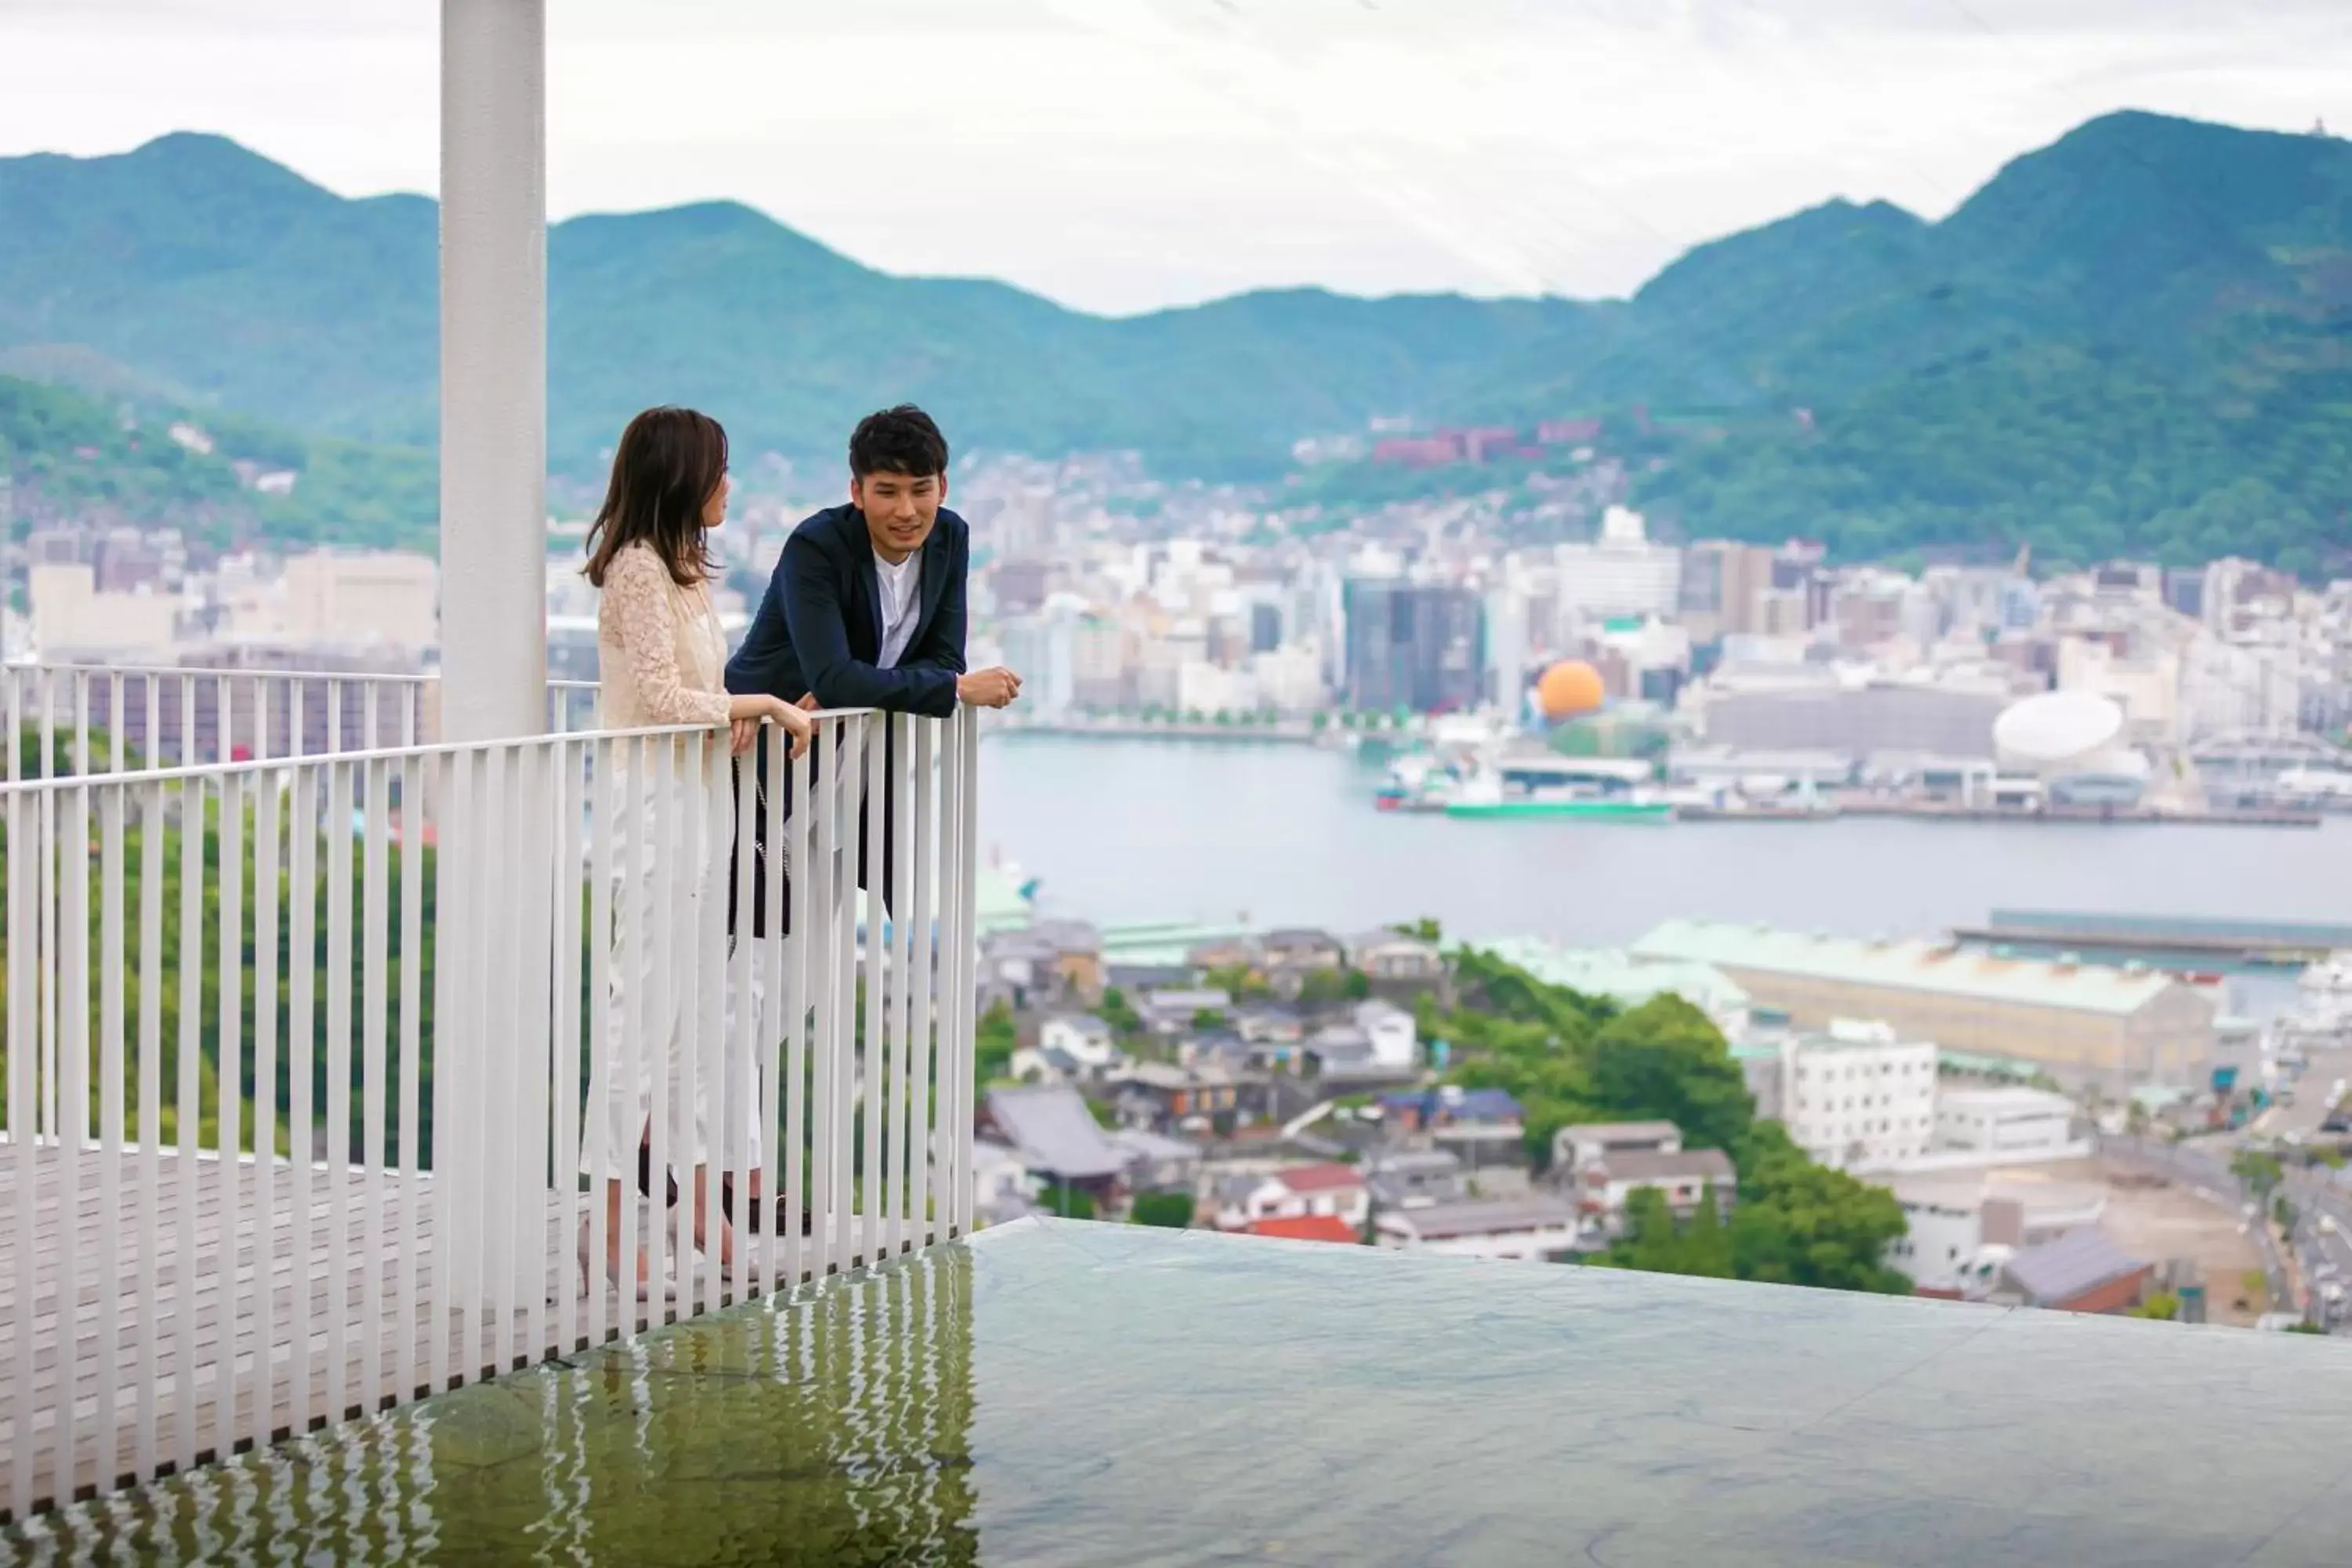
[{"left": 1536, "top": 659, "right": 1605, "bottom": 720}]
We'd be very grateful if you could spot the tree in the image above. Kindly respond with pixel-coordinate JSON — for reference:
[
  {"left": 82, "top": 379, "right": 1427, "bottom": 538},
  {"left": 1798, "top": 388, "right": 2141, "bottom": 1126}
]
[
  {"left": 1040, "top": 1185, "right": 1095, "bottom": 1221},
  {"left": 1203, "top": 963, "right": 1271, "bottom": 1001},
  {"left": 1100, "top": 988, "right": 1143, "bottom": 1036},
  {"left": 1342, "top": 968, "right": 1371, "bottom": 1001},
  {"left": 1131, "top": 1191, "right": 1194, "bottom": 1229},
  {"left": 1602, "top": 1185, "right": 1733, "bottom": 1280},
  {"left": 2130, "top": 1290, "right": 2180, "bottom": 1321},
  {"left": 1191, "top": 1006, "right": 1227, "bottom": 1033},
  {"left": 977, "top": 1000, "right": 1018, "bottom": 1083},
  {"left": 2234, "top": 1149, "right": 2285, "bottom": 1200},
  {"left": 1727, "top": 1123, "right": 1912, "bottom": 1294},
  {"left": 1588, "top": 996, "right": 1755, "bottom": 1156},
  {"left": 1390, "top": 917, "right": 1442, "bottom": 943}
]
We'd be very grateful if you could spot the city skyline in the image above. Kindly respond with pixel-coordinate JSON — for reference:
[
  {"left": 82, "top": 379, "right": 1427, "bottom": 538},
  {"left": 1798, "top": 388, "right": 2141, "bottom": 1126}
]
[{"left": 0, "top": 0, "right": 2345, "bottom": 313}]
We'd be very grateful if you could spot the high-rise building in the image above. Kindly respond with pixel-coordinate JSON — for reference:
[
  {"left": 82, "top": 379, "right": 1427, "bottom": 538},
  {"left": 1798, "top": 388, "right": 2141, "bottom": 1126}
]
[
  {"left": 1343, "top": 579, "right": 1483, "bottom": 713},
  {"left": 1680, "top": 540, "right": 1776, "bottom": 642},
  {"left": 1553, "top": 507, "right": 1682, "bottom": 622}
]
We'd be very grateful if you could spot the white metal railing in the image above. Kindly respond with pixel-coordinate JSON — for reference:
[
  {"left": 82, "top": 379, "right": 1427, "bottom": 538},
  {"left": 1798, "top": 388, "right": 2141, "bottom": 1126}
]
[
  {"left": 2, "top": 666, "right": 608, "bottom": 780},
  {"left": 0, "top": 705, "right": 979, "bottom": 1518}
]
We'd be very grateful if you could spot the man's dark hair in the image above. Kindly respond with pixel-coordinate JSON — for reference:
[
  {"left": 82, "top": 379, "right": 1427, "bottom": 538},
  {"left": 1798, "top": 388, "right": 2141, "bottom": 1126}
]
[{"left": 849, "top": 405, "right": 949, "bottom": 480}]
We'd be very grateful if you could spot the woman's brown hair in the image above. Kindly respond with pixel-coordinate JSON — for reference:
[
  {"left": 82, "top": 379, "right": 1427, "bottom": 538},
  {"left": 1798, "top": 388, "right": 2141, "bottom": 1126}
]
[{"left": 583, "top": 407, "right": 728, "bottom": 588}]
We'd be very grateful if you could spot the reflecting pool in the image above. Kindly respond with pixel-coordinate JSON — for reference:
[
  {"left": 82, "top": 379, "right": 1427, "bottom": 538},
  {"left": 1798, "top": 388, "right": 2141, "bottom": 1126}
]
[{"left": 13, "top": 1218, "right": 2352, "bottom": 1565}]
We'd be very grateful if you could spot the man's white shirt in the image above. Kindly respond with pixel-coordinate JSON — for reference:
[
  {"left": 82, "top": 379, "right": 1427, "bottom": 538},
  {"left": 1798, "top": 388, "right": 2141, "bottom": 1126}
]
[{"left": 874, "top": 549, "right": 922, "bottom": 670}]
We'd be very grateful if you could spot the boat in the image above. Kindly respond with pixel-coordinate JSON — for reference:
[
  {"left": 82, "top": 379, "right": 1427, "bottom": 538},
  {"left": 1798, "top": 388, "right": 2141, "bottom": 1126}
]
[
  {"left": 1445, "top": 795, "right": 1674, "bottom": 821},
  {"left": 1374, "top": 726, "right": 1675, "bottom": 821}
]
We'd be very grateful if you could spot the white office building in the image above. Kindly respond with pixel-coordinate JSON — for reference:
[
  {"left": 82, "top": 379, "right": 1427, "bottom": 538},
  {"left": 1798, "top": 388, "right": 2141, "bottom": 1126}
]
[
  {"left": 1933, "top": 1087, "right": 2079, "bottom": 1160},
  {"left": 1778, "top": 1019, "right": 1940, "bottom": 1170}
]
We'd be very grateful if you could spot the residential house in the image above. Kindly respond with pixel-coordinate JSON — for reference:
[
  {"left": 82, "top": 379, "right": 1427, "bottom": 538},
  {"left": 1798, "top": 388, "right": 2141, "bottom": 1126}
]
[
  {"left": 1007, "top": 1043, "right": 1085, "bottom": 1087},
  {"left": 1553, "top": 1120, "right": 1683, "bottom": 1175},
  {"left": 978, "top": 1085, "right": 1131, "bottom": 1207},
  {"left": 1109, "top": 1127, "right": 1203, "bottom": 1196},
  {"left": 1380, "top": 1087, "right": 1528, "bottom": 1169},
  {"left": 1110, "top": 1062, "right": 1241, "bottom": 1132},
  {"left": 1365, "top": 1149, "right": 1465, "bottom": 1210},
  {"left": 1262, "top": 927, "right": 1347, "bottom": 977},
  {"left": 1305, "top": 1023, "right": 1376, "bottom": 1076},
  {"left": 1347, "top": 930, "right": 1446, "bottom": 985},
  {"left": 1353, "top": 998, "right": 1418, "bottom": 1069},
  {"left": 1374, "top": 1195, "right": 1586, "bottom": 1261},
  {"left": 1105, "top": 960, "right": 1196, "bottom": 993},
  {"left": 978, "top": 927, "right": 1059, "bottom": 1012},
  {"left": 1030, "top": 919, "right": 1105, "bottom": 1002},
  {"left": 1039, "top": 1014, "right": 1123, "bottom": 1077},
  {"left": 1577, "top": 1147, "right": 1738, "bottom": 1232},
  {"left": 1219, "top": 1163, "right": 1371, "bottom": 1231},
  {"left": 1233, "top": 1004, "right": 1308, "bottom": 1067},
  {"left": 1139, "top": 986, "right": 1233, "bottom": 1037},
  {"left": 1187, "top": 935, "right": 1263, "bottom": 974},
  {"left": 1245, "top": 1215, "right": 1362, "bottom": 1244},
  {"left": 1990, "top": 1228, "right": 2153, "bottom": 1314},
  {"left": 973, "top": 1139, "right": 1036, "bottom": 1229}
]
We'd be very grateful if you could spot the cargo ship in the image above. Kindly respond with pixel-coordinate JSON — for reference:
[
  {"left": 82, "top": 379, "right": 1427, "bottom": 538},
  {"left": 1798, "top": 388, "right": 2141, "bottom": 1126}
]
[{"left": 1376, "top": 749, "right": 1674, "bottom": 821}]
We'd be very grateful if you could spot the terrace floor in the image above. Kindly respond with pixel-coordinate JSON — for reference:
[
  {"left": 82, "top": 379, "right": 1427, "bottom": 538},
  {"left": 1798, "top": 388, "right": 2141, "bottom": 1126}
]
[
  {"left": 0, "top": 1141, "right": 905, "bottom": 1512},
  {"left": 10, "top": 1217, "right": 2352, "bottom": 1564}
]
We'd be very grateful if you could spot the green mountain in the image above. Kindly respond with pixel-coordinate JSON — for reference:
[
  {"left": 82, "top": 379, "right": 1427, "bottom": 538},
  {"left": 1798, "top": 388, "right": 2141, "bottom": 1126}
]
[
  {"left": 2, "top": 112, "right": 2348, "bottom": 572},
  {"left": 0, "top": 132, "right": 1592, "bottom": 481}
]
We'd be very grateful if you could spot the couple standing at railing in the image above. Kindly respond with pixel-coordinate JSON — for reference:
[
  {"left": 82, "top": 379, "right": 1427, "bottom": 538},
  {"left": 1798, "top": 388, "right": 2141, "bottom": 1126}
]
[{"left": 579, "top": 402, "right": 1023, "bottom": 1294}]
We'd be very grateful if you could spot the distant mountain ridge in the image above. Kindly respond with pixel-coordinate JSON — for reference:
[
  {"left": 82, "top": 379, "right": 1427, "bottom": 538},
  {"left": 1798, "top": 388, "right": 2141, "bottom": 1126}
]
[{"left": 2, "top": 112, "right": 2349, "bottom": 569}]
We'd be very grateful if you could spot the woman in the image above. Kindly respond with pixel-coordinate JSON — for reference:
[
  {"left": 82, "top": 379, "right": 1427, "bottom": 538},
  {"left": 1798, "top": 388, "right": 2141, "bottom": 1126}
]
[{"left": 581, "top": 405, "right": 810, "bottom": 1296}]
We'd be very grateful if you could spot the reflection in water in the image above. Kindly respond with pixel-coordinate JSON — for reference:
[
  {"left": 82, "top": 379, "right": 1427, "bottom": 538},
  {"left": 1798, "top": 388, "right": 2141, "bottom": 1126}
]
[
  {"left": 7, "top": 1249, "right": 975, "bottom": 1566},
  {"left": 20, "top": 1219, "right": 2352, "bottom": 1565}
]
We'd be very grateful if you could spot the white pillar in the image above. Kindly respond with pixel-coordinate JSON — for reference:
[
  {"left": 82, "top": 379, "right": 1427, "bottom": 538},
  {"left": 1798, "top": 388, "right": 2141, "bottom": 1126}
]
[
  {"left": 438, "top": 0, "right": 550, "bottom": 1316},
  {"left": 440, "top": 0, "right": 548, "bottom": 741}
]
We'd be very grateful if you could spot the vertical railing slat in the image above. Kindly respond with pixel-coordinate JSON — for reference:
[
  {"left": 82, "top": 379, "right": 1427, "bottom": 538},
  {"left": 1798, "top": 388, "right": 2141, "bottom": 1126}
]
[
  {"left": 324, "top": 760, "right": 354, "bottom": 1425},
  {"left": 251, "top": 730, "right": 281, "bottom": 1456},
  {"left": 861, "top": 720, "right": 887, "bottom": 1269},
  {"left": 56, "top": 779, "right": 89, "bottom": 1497},
  {"left": 396, "top": 747, "right": 426, "bottom": 1402},
  {"left": 550, "top": 738, "right": 583, "bottom": 1351},
  {"left": 780, "top": 733, "right": 811, "bottom": 1292},
  {"left": 361, "top": 757, "right": 391, "bottom": 1410},
  {"left": 132, "top": 780, "right": 165, "bottom": 1483},
  {"left": 213, "top": 769, "right": 245, "bottom": 1463},
  {"left": 98, "top": 786, "right": 127, "bottom": 1490},
  {"left": 908, "top": 719, "right": 936, "bottom": 1245},
  {"left": 172, "top": 770, "right": 202, "bottom": 1475},
  {"left": 586, "top": 736, "right": 616, "bottom": 1348},
  {"left": 288, "top": 764, "right": 318, "bottom": 1438}
]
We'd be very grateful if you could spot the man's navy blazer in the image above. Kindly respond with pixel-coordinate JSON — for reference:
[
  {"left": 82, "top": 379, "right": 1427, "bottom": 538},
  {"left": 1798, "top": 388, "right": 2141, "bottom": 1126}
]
[
  {"left": 722, "top": 503, "right": 968, "bottom": 938},
  {"left": 724, "top": 503, "right": 969, "bottom": 713}
]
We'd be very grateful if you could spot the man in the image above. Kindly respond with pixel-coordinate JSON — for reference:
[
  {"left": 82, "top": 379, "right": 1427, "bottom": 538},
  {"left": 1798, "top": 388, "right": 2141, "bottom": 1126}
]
[
  {"left": 711, "top": 405, "right": 1020, "bottom": 1232},
  {"left": 728, "top": 403, "right": 1020, "bottom": 720}
]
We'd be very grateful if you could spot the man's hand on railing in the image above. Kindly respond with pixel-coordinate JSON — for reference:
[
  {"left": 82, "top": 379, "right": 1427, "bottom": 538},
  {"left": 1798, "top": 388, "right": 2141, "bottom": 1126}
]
[
  {"left": 956, "top": 667, "right": 1022, "bottom": 709},
  {"left": 728, "top": 694, "right": 815, "bottom": 757}
]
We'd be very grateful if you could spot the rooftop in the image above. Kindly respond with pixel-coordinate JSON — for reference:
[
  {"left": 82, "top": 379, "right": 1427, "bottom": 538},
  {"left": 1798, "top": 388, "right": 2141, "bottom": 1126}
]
[
  {"left": 1632, "top": 919, "right": 2191, "bottom": 1018},
  {"left": 1381, "top": 1196, "right": 1582, "bottom": 1240},
  {"left": 2002, "top": 1226, "right": 2149, "bottom": 1305},
  {"left": 1272, "top": 1162, "right": 1368, "bottom": 1194},
  {"left": 16, "top": 1221, "right": 2352, "bottom": 1563},
  {"left": 1594, "top": 1148, "right": 1737, "bottom": 1184},
  {"left": 1468, "top": 937, "right": 1751, "bottom": 1014}
]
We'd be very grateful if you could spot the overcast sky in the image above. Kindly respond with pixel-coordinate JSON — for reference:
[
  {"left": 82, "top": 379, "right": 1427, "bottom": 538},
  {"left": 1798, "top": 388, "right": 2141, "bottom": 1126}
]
[{"left": 2, "top": 0, "right": 2346, "bottom": 313}]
